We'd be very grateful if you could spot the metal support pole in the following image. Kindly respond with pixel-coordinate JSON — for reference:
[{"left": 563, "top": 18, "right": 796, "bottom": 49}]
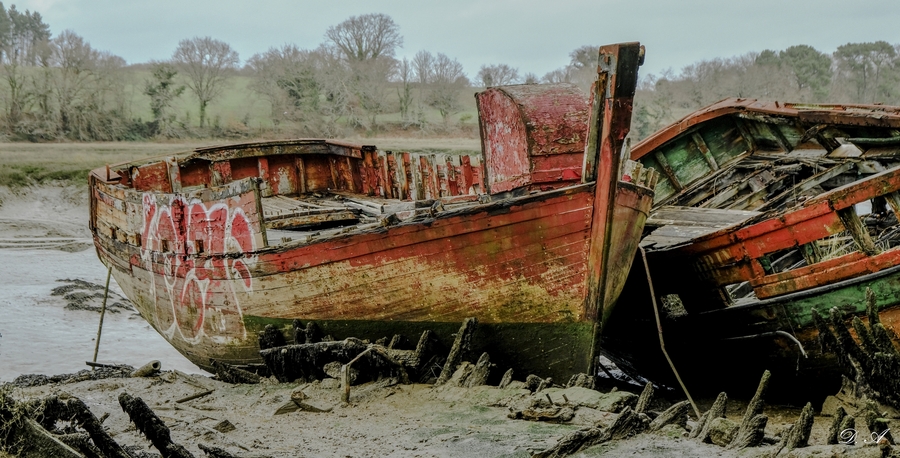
[{"left": 92, "top": 265, "right": 112, "bottom": 368}]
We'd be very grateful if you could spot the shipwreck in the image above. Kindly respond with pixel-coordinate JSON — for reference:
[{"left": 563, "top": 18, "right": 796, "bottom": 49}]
[
  {"left": 601, "top": 98, "right": 900, "bottom": 397},
  {"left": 89, "top": 42, "right": 657, "bottom": 381}
]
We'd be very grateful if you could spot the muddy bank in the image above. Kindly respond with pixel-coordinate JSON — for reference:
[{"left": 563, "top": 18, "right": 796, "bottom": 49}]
[
  {"left": 0, "top": 184, "right": 199, "bottom": 381},
  {"left": 2, "top": 365, "right": 898, "bottom": 458}
]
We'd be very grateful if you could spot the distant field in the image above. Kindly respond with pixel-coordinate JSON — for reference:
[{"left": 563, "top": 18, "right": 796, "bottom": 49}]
[
  {"left": 124, "top": 69, "right": 482, "bottom": 130},
  {"left": 0, "top": 136, "right": 482, "bottom": 187}
]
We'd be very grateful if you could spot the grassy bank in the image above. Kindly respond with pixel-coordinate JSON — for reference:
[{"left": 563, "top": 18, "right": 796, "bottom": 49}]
[{"left": 0, "top": 136, "right": 481, "bottom": 187}]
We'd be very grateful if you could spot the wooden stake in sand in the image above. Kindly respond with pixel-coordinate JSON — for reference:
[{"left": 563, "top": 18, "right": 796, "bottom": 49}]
[{"left": 92, "top": 265, "right": 112, "bottom": 367}]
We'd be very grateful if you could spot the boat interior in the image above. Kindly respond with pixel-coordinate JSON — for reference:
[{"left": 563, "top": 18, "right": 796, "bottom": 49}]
[{"left": 632, "top": 99, "right": 900, "bottom": 308}]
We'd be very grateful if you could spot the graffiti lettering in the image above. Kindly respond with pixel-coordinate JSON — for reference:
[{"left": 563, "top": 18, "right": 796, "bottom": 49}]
[{"left": 141, "top": 193, "right": 258, "bottom": 344}]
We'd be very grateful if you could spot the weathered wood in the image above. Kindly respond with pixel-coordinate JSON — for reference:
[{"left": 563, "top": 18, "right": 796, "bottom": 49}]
[
  {"left": 536, "top": 377, "right": 553, "bottom": 392},
  {"left": 837, "top": 206, "right": 878, "bottom": 256},
  {"left": 499, "top": 369, "right": 514, "bottom": 388},
  {"left": 634, "top": 382, "right": 654, "bottom": 414},
  {"left": 648, "top": 400, "right": 690, "bottom": 431},
  {"left": 565, "top": 373, "right": 594, "bottom": 390},
  {"left": 863, "top": 400, "right": 895, "bottom": 445},
  {"left": 727, "top": 414, "right": 767, "bottom": 449},
  {"left": 131, "top": 360, "right": 162, "bottom": 377},
  {"left": 119, "top": 392, "right": 194, "bottom": 458},
  {"left": 211, "top": 360, "right": 261, "bottom": 385},
  {"left": 707, "top": 417, "right": 739, "bottom": 447},
  {"left": 436, "top": 318, "right": 477, "bottom": 386},
  {"left": 533, "top": 406, "right": 649, "bottom": 458},
  {"left": 692, "top": 132, "right": 719, "bottom": 171},
  {"left": 16, "top": 418, "right": 85, "bottom": 458},
  {"left": 258, "top": 324, "right": 286, "bottom": 351},
  {"left": 827, "top": 406, "right": 848, "bottom": 444},
  {"left": 262, "top": 339, "right": 407, "bottom": 385},
  {"left": 727, "top": 370, "right": 770, "bottom": 449},
  {"left": 691, "top": 391, "right": 727, "bottom": 442},
  {"left": 654, "top": 151, "right": 684, "bottom": 191},
  {"left": 778, "top": 402, "right": 814, "bottom": 452},
  {"left": 175, "top": 389, "right": 214, "bottom": 404},
  {"left": 464, "top": 352, "right": 492, "bottom": 388},
  {"left": 838, "top": 415, "right": 856, "bottom": 444}
]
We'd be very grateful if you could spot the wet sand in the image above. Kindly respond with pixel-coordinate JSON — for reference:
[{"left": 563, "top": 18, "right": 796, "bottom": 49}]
[{"left": 0, "top": 185, "right": 200, "bottom": 382}]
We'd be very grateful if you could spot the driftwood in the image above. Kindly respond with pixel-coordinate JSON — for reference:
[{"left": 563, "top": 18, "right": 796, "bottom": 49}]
[
  {"left": 690, "top": 391, "right": 727, "bottom": 442},
  {"left": 827, "top": 406, "right": 848, "bottom": 444},
  {"left": 532, "top": 406, "right": 649, "bottom": 458},
  {"left": 258, "top": 324, "right": 286, "bottom": 350},
  {"left": 536, "top": 378, "right": 554, "bottom": 392},
  {"left": 263, "top": 330, "right": 435, "bottom": 384},
  {"left": 436, "top": 317, "right": 477, "bottom": 385},
  {"left": 508, "top": 396, "right": 575, "bottom": 423},
  {"left": 12, "top": 418, "right": 84, "bottom": 458},
  {"left": 727, "top": 370, "right": 770, "bottom": 449},
  {"left": 566, "top": 373, "right": 594, "bottom": 390},
  {"left": 292, "top": 320, "right": 322, "bottom": 345},
  {"left": 773, "top": 401, "right": 814, "bottom": 455},
  {"left": 25, "top": 395, "right": 132, "bottom": 458},
  {"left": 119, "top": 392, "right": 194, "bottom": 458},
  {"left": 56, "top": 432, "right": 103, "bottom": 458},
  {"left": 648, "top": 400, "right": 690, "bottom": 431},
  {"left": 634, "top": 382, "right": 654, "bottom": 414},
  {"left": 176, "top": 389, "right": 215, "bottom": 404},
  {"left": 863, "top": 400, "right": 895, "bottom": 445},
  {"left": 499, "top": 369, "right": 514, "bottom": 388},
  {"left": 838, "top": 415, "right": 856, "bottom": 444},
  {"left": 211, "top": 360, "right": 261, "bottom": 385},
  {"left": 131, "top": 360, "right": 162, "bottom": 377},
  {"left": 464, "top": 352, "right": 492, "bottom": 388},
  {"left": 525, "top": 375, "right": 543, "bottom": 392},
  {"left": 1, "top": 391, "right": 135, "bottom": 458}
]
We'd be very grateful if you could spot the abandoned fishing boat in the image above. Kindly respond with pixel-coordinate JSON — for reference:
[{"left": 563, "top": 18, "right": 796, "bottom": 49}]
[
  {"left": 600, "top": 97, "right": 900, "bottom": 396},
  {"left": 89, "top": 42, "right": 657, "bottom": 380}
]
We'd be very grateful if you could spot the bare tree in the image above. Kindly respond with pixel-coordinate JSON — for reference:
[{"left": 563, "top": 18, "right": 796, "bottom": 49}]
[
  {"left": 412, "top": 50, "right": 434, "bottom": 84},
  {"left": 396, "top": 57, "right": 414, "bottom": 123},
  {"left": 324, "top": 13, "right": 402, "bottom": 62},
  {"left": 476, "top": 63, "right": 520, "bottom": 87},
  {"left": 351, "top": 57, "right": 396, "bottom": 129},
  {"left": 172, "top": 36, "right": 238, "bottom": 128},
  {"left": 542, "top": 67, "right": 571, "bottom": 83},
  {"left": 425, "top": 52, "right": 467, "bottom": 125}
]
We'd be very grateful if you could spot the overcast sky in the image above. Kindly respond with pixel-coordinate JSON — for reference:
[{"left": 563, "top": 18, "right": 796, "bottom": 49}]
[{"left": 13, "top": 0, "right": 900, "bottom": 80}]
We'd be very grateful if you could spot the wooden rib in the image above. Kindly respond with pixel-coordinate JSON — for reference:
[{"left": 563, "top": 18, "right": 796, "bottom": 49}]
[
  {"left": 654, "top": 151, "right": 684, "bottom": 191},
  {"left": 692, "top": 132, "right": 719, "bottom": 171}
]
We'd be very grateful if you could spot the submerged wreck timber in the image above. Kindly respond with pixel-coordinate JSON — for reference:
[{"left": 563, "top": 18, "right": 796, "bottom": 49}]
[
  {"left": 89, "top": 42, "right": 657, "bottom": 381},
  {"left": 603, "top": 98, "right": 900, "bottom": 396}
]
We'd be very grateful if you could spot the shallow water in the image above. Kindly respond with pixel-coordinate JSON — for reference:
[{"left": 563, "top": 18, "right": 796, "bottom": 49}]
[{"left": 0, "top": 247, "right": 203, "bottom": 381}]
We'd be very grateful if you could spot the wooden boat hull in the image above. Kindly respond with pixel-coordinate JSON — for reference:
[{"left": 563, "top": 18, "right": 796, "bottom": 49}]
[
  {"left": 94, "top": 179, "right": 653, "bottom": 379},
  {"left": 90, "top": 42, "right": 654, "bottom": 381},
  {"left": 606, "top": 256, "right": 900, "bottom": 398},
  {"left": 602, "top": 98, "right": 900, "bottom": 397}
]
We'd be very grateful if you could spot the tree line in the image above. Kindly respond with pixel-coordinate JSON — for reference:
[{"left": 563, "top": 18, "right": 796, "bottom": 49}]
[{"left": 0, "top": 4, "right": 898, "bottom": 142}]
